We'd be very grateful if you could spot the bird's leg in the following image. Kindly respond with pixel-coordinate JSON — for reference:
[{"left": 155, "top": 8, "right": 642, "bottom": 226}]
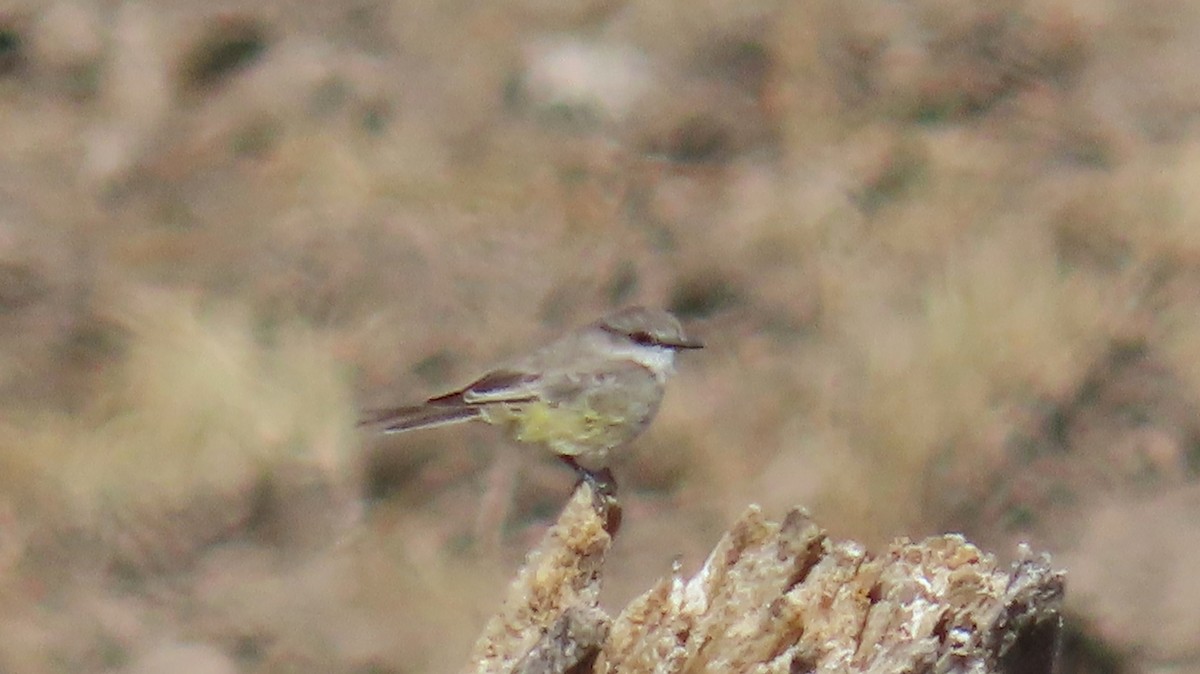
[
  {"left": 558, "top": 455, "right": 618, "bottom": 498},
  {"left": 557, "top": 455, "right": 622, "bottom": 534}
]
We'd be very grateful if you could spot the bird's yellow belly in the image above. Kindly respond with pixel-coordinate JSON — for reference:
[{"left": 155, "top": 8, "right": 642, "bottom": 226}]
[{"left": 481, "top": 399, "right": 643, "bottom": 459}]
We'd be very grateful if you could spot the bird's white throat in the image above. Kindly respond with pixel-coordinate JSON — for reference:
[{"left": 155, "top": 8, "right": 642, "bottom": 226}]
[{"left": 612, "top": 342, "right": 676, "bottom": 382}]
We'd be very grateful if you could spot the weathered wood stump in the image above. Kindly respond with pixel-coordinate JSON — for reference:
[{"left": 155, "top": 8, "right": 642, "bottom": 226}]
[{"left": 464, "top": 484, "right": 1064, "bottom": 674}]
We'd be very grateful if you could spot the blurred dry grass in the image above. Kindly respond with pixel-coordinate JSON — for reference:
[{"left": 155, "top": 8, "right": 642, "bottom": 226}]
[{"left": 0, "top": 0, "right": 1198, "bottom": 672}]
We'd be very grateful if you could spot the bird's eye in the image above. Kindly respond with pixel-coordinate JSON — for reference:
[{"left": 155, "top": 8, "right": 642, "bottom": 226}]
[{"left": 630, "top": 331, "right": 657, "bottom": 346}]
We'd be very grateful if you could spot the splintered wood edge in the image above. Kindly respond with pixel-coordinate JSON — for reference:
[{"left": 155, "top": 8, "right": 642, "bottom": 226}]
[
  {"left": 465, "top": 494, "right": 1064, "bottom": 674},
  {"left": 464, "top": 482, "right": 618, "bottom": 674}
]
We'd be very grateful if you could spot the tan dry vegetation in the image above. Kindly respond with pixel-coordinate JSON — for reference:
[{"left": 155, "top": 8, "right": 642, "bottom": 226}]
[{"left": 0, "top": 0, "right": 1198, "bottom": 672}]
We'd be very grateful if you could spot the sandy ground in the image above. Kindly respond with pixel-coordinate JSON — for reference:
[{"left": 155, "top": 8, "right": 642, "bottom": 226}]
[{"left": 0, "top": 0, "right": 1198, "bottom": 672}]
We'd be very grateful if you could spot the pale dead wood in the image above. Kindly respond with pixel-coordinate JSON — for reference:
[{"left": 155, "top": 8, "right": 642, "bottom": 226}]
[{"left": 464, "top": 484, "right": 1063, "bottom": 674}]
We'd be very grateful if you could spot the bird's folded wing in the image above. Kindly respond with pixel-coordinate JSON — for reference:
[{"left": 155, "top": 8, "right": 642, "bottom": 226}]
[
  {"left": 358, "top": 370, "right": 541, "bottom": 433},
  {"left": 428, "top": 369, "right": 541, "bottom": 406}
]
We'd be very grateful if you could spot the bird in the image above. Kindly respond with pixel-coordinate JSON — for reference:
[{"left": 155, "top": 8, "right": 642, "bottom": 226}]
[{"left": 359, "top": 306, "right": 702, "bottom": 491}]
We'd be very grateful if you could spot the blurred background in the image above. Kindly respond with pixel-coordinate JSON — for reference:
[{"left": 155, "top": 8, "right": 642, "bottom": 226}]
[{"left": 0, "top": 0, "right": 1195, "bottom": 671}]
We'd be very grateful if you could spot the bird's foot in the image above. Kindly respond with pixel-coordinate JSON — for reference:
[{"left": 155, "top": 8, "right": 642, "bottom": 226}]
[{"left": 558, "top": 456, "right": 622, "bottom": 534}]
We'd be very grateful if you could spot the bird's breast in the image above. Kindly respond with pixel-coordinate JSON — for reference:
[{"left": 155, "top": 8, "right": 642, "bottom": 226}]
[{"left": 480, "top": 386, "right": 661, "bottom": 460}]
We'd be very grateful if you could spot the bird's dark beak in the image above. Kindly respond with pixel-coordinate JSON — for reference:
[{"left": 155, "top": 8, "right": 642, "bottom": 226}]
[{"left": 667, "top": 337, "right": 704, "bottom": 350}]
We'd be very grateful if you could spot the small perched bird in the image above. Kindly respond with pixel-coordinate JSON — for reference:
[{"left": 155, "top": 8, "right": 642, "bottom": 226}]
[{"left": 359, "top": 306, "right": 702, "bottom": 489}]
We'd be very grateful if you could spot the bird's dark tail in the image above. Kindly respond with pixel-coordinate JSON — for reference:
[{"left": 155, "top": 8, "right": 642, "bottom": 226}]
[{"left": 358, "top": 404, "right": 481, "bottom": 433}]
